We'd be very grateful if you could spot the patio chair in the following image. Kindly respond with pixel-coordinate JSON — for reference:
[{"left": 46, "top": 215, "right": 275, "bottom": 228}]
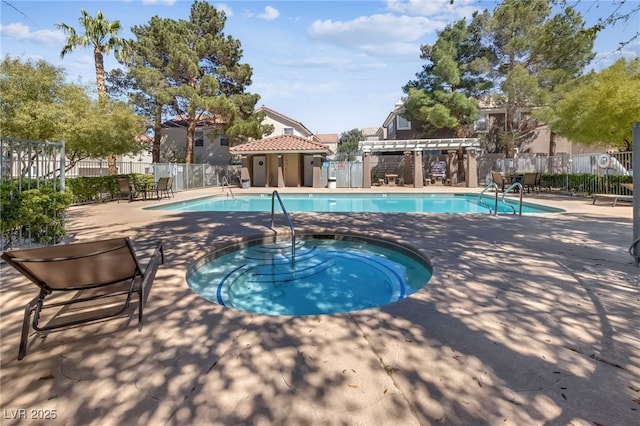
[
  {"left": 117, "top": 178, "right": 136, "bottom": 203},
  {"left": 1, "top": 237, "right": 164, "bottom": 360},
  {"left": 162, "top": 176, "right": 175, "bottom": 198},
  {"left": 523, "top": 172, "right": 541, "bottom": 194},
  {"left": 491, "top": 171, "right": 506, "bottom": 192},
  {"left": 153, "top": 176, "right": 174, "bottom": 199}
]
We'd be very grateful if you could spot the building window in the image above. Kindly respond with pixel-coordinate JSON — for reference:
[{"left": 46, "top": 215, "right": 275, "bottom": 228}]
[
  {"left": 474, "top": 115, "right": 488, "bottom": 132},
  {"left": 220, "top": 137, "right": 229, "bottom": 146},
  {"left": 397, "top": 115, "right": 411, "bottom": 130},
  {"left": 195, "top": 131, "right": 204, "bottom": 147},
  {"left": 283, "top": 127, "right": 294, "bottom": 135}
]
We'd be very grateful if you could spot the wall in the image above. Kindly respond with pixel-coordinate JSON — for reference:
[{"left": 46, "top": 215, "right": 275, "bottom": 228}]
[{"left": 160, "top": 127, "right": 233, "bottom": 165}]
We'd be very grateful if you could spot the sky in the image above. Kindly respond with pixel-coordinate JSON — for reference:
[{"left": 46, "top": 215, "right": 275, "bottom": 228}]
[{"left": 1, "top": 0, "right": 639, "bottom": 135}]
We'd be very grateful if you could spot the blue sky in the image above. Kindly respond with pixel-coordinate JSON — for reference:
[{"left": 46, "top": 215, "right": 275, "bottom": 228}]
[{"left": 1, "top": 0, "right": 639, "bottom": 134}]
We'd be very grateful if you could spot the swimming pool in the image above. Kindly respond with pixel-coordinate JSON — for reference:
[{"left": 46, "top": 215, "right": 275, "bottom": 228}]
[{"left": 150, "top": 193, "right": 564, "bottom": 214}]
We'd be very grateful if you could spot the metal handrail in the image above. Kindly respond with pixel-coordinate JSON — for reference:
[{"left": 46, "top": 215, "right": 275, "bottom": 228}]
[
  {"left": 271, "top": 190, "right": 296, "bottom": 267},
  {"left": 630, "top": 236, "right": 640, "bottom": 266},
  {"left": 479, "top": 182, "right": 499, "bottom": 215},
  {"left": 501, "top": 182, "right": 524, "bottom": 215},
  {"left": 221, "top": 176, "right": 234, "bottom": 199}
]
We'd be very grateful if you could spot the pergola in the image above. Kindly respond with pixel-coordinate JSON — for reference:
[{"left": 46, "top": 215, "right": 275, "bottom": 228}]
[{"left": 359, "top": 138, "right": 481, "bottom": 188}]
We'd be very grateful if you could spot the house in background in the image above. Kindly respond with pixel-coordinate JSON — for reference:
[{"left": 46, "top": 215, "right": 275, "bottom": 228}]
[
  {"left": 378, "top": 98, "right": 607, "bottom": 156},
  {"left": 157, "top": 105, "right": 336, "bottom": 187},
  {"left": 158, "top": 105, "right": 336, "bottom": 167},
  {"left": 256, "top": 105, "right": 314, "bottom": 138}
]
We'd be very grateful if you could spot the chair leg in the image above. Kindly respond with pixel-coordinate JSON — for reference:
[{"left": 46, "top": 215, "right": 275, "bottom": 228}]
[{"left": 19, "top": 296, "right": 39, "bottom": 360}]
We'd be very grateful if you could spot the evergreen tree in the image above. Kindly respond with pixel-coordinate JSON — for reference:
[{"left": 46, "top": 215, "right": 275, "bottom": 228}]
[{"left": 125, "top": 1, "right": 268, "bottom": 164}]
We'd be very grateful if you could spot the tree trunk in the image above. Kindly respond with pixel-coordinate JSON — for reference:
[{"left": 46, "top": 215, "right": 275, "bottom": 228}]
[
  {"left": 186, "top": 117, "right": 196, "bottom": 165},
  {"left": 94, "top": 49, "right": 117, "bottom": 174},
  {"left": 153, "top": 103, "right": 162, "bottom": 163},
  {"left": 94, "top": 49, "right": 106, "bottom": 98}
]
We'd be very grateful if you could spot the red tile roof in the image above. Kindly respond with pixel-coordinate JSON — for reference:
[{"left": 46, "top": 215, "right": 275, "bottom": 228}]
[
  {"left": 313, "top": 133, "right": 339, "bottom": 143},
  {"left": 230, "top": 135, "right": 331, "bottom": 154}
]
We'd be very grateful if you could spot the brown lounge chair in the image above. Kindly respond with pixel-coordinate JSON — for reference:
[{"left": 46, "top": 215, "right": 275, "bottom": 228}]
[
  {"left": 592, "top": 183, "right": 633, "bottom": 207},
  {"left": 1, "top": 237, "right": 163, "bottom": 360}
]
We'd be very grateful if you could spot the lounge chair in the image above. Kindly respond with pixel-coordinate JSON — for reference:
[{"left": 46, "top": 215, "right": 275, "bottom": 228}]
[
  {"left": 1, "top": 237, "right": 164, "bottom": 360},
  {"left": 592, "top": 183, "right": 633, "bottom": 207}
]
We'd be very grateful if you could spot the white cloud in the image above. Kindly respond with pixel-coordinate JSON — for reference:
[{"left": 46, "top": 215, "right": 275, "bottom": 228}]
[
  {"left": 385, "top": 0, "right": 480, "bottom": 19},
  {"left": 308, "top": 14, "right": 442, "bottom": 58},
  {"left": 591, "top": 41, "right": 640, "bottom": 70},
  {"left": 257, "top": 6, "right": 280, "bottom": 21},
  {"left": 141, "top": 0, "right": 176, "bottom": 5},
  {"left": 0, "top": 22, "right": 65, "bottom": 46},
  {"left": 215, "top": 3, "right": 234, "bottom": 17}
]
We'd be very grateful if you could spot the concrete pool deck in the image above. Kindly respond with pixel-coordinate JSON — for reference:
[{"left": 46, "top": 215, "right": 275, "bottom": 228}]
[{"left": 1, "top": 186, "right": 638, "bottom": 425}]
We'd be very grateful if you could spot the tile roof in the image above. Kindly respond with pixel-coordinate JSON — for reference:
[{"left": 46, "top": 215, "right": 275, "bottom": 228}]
[
  {"left": 230, "top": 135, "right": 331, "bottom": 154},
  {"left": 313, "top": 133, "right": 339, "bottom": 143}
]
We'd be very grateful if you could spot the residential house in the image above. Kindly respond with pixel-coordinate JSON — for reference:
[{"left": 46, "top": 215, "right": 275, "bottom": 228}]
[{"left": 158, "top": 105, "right": 335, "bottom": 166}]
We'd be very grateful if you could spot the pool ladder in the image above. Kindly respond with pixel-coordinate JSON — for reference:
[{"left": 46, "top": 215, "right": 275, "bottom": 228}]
[
  {"left": 271, "top": 190, "right": 296, "bottom": 267},
  {"left": 479, "top": 182, "right": 523, "bottom": 215},
  {"left": 221, "top": 176, "right": 235, "bottom": 199}
]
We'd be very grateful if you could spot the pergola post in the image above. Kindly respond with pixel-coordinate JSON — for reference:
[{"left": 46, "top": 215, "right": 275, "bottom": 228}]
[
  {"left": 402, "top": 151, "right": 412, "bottom": 185},
  {"left": 447, "top": 150, "right": 457, "bottom": 185},
  {"left": 466, "top": 148, "right": 478, "bottom": 188},
  {"left": 362, "top": 152, "right": 371, "bottom": 188},
  {"left": 413, "top": 150, "right": 423, "bottom": 188}
]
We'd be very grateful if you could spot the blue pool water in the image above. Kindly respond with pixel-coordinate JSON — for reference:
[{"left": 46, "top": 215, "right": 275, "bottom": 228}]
[
  {"left": 186, "top": 235, "right": 433, "bottom": 316},
  {"left": 152, "top": 193, "right": 563, "bottom": 214}
]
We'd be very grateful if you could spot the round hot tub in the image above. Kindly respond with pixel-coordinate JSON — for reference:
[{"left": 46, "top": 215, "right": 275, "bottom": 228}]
[{"left": 186, "top": 233, "right": 432, "bottom": 316}]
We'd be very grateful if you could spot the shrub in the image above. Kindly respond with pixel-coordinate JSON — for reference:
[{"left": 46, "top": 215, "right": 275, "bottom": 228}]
[{"left": 1, "top": 180, "right": 72, "bottom": 248}]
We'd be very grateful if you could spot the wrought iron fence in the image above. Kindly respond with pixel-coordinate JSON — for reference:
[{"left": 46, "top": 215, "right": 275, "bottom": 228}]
[
  {"left": 1, "top": 137, "right": 66, "bottom": 249},
  {"left": 478, "top": 151, "right": 632, "bottom": 194},
  {"left": 65, "top": 160, "right": 241, "bottom": 194}
]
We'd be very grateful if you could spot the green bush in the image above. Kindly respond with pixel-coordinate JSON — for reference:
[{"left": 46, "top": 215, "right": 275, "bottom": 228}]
[
  {"left": 66, "top": 173, "right": 155, "bottom": 203},
  {"left": 1, "top": 180, "right": 72, "bottom": 247}
]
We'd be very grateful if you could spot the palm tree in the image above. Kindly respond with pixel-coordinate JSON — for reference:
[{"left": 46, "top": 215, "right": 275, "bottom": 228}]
[
  {"left": 57, "top": 9, "right": 127, "bottom": 174},
  {"left": 57, "top": 9, "right": 126, "bottom": 98}
]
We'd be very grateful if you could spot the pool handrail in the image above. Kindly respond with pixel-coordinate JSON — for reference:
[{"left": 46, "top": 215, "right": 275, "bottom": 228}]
[
  {"left": 479, "top": 182, "right": 499, "bottom": 215},
  {"left": 501, "top": 182, "right": 524, "bottom": 216},
  {"left": 271, "top": 190, "right": 296, "bottom": 267},
  {"left": 221, "top": 176, "right": 235, "bottom": 199}
]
